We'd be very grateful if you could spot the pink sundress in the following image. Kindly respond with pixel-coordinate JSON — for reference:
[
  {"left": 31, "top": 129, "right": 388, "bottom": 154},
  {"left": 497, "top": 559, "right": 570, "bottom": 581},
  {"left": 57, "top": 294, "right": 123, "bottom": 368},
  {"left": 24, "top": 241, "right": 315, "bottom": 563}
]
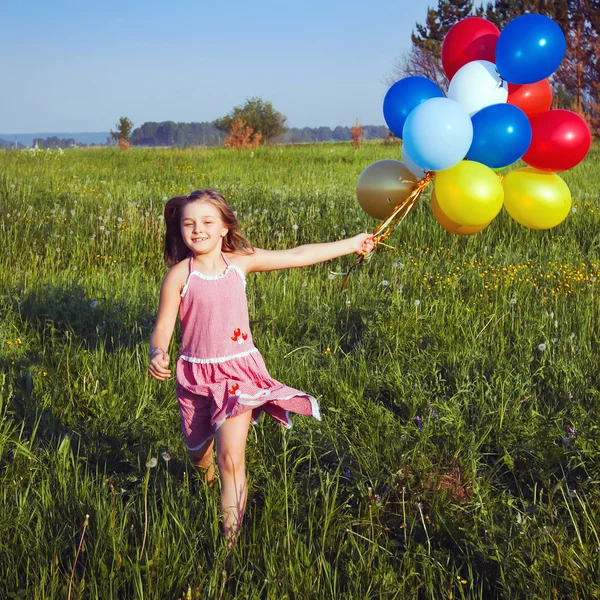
[{"left": 175, "top": 254, "right": 320, "bottom": 451}]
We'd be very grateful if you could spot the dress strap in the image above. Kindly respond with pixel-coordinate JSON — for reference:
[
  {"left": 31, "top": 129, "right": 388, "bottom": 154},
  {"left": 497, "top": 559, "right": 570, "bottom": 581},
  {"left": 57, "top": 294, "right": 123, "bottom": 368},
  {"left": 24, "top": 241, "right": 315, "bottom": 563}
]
[
  {"left": 188, "top": 255, "right": 195, "bottom": 274},
  {"left": 221, "top": 252, "right": 230, "bottom": 266}
]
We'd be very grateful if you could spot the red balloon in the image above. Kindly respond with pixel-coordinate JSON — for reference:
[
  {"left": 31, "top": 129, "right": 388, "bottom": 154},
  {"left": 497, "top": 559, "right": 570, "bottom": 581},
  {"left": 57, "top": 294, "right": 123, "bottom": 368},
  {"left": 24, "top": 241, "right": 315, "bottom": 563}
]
[
  {"left": 442, "top": 18, "right": 500, "bottom": 81},
  {"left": 507, "top": 80, "right": 552, "bottom": 119},
  {"left": 522, "top": 110, "right": 592, "bottom": 172}
]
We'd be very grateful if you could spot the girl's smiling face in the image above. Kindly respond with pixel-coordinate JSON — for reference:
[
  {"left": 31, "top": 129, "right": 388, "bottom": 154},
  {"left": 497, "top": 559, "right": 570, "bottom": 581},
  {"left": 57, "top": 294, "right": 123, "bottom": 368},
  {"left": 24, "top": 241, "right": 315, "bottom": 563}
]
[{"left": 180, "top": 201, "right": 228, "bottom": 255}]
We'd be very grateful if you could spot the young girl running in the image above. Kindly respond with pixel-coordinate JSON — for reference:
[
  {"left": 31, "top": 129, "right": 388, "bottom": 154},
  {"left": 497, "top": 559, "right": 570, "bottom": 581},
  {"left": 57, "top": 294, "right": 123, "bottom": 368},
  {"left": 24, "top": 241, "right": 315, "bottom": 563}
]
[{"left": 148, "top": 188, "right": 374, "bottom": 545}]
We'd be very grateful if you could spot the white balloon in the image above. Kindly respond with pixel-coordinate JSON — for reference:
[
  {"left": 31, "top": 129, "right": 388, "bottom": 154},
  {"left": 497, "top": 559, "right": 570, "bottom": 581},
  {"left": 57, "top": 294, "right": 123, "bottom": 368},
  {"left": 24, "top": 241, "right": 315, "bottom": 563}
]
[
  {"left": 401, "top": 145, "right": 426, "bottom": 179},
  {"left": 447, "top": 60, "right": 508, "bottom": 116}
]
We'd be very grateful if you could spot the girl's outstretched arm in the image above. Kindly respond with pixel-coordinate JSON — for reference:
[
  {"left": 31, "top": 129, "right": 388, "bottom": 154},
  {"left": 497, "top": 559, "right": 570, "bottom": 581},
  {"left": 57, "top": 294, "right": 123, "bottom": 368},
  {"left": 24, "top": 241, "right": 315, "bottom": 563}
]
[
  {"left": 148, "top": 262, "right": 186, "bottom": 380},
  {"left": 244, "top": 233, "right": 374, "bottom": 273}
]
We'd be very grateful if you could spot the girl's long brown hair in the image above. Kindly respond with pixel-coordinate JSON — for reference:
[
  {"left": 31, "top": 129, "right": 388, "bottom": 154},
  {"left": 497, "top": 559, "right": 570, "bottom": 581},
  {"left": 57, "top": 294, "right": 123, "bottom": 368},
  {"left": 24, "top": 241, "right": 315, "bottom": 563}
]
[{"left": 163, "top": 189, "right": 254, "bottom": 266}]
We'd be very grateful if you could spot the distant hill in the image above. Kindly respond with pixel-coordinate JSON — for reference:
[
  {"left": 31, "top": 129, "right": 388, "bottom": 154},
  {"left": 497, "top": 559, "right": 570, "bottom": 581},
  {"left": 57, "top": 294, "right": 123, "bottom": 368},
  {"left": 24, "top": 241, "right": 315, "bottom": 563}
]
[
  {"left": 0, "top": 137, "right": 24, "bottom": 149},
  {"left": 0, "top": 132, "right": 110, "bottom": 147}
]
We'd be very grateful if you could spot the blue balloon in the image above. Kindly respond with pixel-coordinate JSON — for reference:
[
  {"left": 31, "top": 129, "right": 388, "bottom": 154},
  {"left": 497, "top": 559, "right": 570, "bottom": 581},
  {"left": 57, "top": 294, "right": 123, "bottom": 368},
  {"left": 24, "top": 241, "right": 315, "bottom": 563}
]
[
  {"left": 383, "top": 76, "right": 444, "bottom": 139},
  {"left": 402, "top": 97, "right": 473, "bottom": 172},
  {"left": 495, "top": 14, "right": 566, "bottom": 84},
  {"left": 467, "top": 103, "right": 532, "bottom": 169}
]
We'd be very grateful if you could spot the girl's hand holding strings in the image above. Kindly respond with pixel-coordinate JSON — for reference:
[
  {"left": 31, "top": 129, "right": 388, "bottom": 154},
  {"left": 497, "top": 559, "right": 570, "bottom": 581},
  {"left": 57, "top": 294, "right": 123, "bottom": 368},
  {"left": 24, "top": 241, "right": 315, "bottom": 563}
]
[
  {"left": 350, "top": 232, "right": 375, "bottom": 256},
  {"left": 148, "top": 348, "right": 171, "bottom": 380}
]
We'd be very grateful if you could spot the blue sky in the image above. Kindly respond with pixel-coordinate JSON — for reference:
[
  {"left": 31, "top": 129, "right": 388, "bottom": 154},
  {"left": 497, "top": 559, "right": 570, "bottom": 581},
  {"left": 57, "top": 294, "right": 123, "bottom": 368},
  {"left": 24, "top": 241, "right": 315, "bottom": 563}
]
[{"left": 0, "top": 0, "right": 436, "bottom": 133}]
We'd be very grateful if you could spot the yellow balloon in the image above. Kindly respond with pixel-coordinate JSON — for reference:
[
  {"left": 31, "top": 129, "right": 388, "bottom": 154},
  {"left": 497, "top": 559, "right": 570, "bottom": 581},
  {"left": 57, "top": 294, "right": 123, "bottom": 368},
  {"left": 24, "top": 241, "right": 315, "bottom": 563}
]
[
  {"left": 430, "top": 191, "right": 490, "bottom": 235},
  {"left": 503, "top": 168, "right": 571, "bottom": 230},
  {"left": 435, "top": 160, "right": 504, "bottom": 226},
  {"left": 356, "top": 160, "right": 418, "bottom": 220}
]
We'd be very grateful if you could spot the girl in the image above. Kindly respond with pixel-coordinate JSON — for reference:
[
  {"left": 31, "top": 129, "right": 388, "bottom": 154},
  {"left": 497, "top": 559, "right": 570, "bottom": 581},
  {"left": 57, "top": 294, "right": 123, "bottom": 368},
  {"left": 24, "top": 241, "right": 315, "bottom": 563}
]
[{"left": 148, "top": 188, "right": 374, "bottom": 545}]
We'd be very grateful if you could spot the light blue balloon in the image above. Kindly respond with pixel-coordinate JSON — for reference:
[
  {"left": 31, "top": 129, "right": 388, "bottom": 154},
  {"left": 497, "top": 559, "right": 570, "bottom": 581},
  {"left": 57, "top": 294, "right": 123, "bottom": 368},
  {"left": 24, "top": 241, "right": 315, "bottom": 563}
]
[
  {"left": 383, "top": 76, "right": 444, "bottom": 139},
  {"left": 401, "top": 145, "right": 425, "bottom": 179},
  {"left": 402, "top": 97, "right": 473, "bottom": 172}
]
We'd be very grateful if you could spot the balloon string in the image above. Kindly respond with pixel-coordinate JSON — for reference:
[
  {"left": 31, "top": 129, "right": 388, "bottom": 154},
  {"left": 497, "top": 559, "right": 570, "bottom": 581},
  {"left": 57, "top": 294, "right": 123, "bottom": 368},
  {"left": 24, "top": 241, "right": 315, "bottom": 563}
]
[{"left": 341, "top": 171, "right": 434, "bottom": 289}]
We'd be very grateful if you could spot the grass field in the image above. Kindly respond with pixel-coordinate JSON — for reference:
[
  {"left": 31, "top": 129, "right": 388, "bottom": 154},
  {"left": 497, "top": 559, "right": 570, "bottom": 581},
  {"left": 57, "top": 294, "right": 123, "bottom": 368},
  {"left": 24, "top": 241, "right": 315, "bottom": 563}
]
[{"left": 1, "top": 142, "right": 599, "bottom": 599}]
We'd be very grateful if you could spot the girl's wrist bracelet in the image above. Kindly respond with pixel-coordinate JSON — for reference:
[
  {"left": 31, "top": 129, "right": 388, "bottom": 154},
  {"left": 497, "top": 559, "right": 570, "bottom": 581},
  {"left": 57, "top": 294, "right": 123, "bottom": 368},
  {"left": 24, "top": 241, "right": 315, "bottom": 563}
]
[{"left": 149, "top": 346, "right": 165, "bottom": 358}]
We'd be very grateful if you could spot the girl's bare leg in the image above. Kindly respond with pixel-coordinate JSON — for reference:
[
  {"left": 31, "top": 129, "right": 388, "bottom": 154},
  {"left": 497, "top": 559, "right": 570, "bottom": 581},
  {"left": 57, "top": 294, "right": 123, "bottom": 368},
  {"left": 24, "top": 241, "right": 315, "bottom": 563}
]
[
  {"left": 188, "top": 439, "right": 215, "bottom": 487},
  {"left": 216, "top": 410, "right": 253, "bottom": 548}
]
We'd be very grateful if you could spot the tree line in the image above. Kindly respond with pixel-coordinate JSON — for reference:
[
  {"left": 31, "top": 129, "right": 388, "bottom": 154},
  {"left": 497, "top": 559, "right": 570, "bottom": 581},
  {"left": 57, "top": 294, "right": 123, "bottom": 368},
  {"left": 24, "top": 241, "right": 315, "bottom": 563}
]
[
  {"left": 129, "top": 121, "right": 389, "bottom": 147},
  {"left": 394, "top": 0, "right": 599, "bottom": 134},
  {"left": 31, "top": 136, "right": 83, "bottom": 149}
]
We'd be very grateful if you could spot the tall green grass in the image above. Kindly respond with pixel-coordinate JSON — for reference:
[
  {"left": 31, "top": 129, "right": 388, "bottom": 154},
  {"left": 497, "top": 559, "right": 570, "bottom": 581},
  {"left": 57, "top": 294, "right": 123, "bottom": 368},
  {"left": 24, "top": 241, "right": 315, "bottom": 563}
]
[{"left": 1, "top": 142, "right": 599, "bottom": 599}]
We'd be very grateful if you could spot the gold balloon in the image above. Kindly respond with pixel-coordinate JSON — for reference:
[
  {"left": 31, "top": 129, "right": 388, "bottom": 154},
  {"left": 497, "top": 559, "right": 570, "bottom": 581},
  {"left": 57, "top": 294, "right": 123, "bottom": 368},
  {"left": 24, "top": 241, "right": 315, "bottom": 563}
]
[
  {"left": 356, "top": 160, "right": 418, "bottom": 220},
  {"left": 503, "top": 168, "right": 571, "bottom": 230},
  {"left": 430, "top": 191, "right": 489, "bottom": 235},
  {"left": 435, "top": 160, "right": 504, "bottom": 226}
]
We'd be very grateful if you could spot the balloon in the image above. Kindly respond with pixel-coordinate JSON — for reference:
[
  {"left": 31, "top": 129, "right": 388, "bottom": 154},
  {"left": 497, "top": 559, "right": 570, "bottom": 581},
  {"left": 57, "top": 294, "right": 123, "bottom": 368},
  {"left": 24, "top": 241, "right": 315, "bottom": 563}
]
[
  {"left": 503, "top": 168, "right": 571, "bottom": 229},
  {"left": 442, "top": 17, "right": 500, "bottom": 80},
  {"left": 435, "top": 160, "right": 504, "bottom": 226},
  {"left": 383, "top": 76, "right": 444, "bottom": 139},
  {"left": 507, "top": 80, "right": 552, "bottom": 119},
  {"left": 401, "top": 145, "right": 426, "bottom": 179},
  {"left": 447, "top": 60, "right": 508, "bottom": 116},
  {"left": 431, "top": 190, "right": 490, "bottom": 235},
  {"left": 356, "top": 160, "right": 418, "bottom": 220},
  {"left": 522, "top": 109, "right": 592, "bottom": 172},
  {"left": 495, "top": 14, "right": 566, "bottom": 84},
  {"left": 467, "top": 103, "right": 532, "bottom": 169},
  {"left": 402, "top": 97, "right": 473, "bottom": 172}
]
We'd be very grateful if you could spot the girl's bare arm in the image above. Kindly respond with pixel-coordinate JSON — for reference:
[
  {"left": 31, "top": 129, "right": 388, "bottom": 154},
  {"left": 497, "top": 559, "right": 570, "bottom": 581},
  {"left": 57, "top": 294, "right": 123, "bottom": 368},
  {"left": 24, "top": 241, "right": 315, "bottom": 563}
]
[
  {"left": 238, "top": 233, "right": 374, "bottom": 273},
  {"left": 148, "top": 263, "right": 186, "bottom": 380}
]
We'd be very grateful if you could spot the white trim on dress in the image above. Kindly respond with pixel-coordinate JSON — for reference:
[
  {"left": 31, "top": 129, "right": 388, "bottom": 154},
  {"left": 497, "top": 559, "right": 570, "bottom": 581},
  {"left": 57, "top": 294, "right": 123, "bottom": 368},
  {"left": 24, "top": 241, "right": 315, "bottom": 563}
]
[
  {"left": 181, "top": 265, "right": 246, "bottom": 297},
  {"left": 179, "top": 347, "right": 258, "bottom": 364},
  {"left": 185, "top": 395, "right": 321, "bottom": 450},
  {"left": 238, "top": 391, "right": 322, "bottom": 421}
]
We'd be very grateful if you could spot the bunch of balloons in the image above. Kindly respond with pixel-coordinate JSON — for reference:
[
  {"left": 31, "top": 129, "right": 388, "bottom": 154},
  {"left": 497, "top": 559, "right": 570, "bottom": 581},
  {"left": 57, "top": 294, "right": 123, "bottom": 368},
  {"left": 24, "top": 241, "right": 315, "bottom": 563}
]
[{"left": 356, "top": 13, "right": 592, "bottom": 236}]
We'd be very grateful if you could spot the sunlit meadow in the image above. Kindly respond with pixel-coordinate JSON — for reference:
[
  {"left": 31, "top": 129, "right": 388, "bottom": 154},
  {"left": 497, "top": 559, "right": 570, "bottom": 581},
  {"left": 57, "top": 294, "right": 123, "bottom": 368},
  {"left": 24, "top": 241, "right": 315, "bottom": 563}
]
[{"left": 1, "top": 142, "right": 599, "bottom": 599}]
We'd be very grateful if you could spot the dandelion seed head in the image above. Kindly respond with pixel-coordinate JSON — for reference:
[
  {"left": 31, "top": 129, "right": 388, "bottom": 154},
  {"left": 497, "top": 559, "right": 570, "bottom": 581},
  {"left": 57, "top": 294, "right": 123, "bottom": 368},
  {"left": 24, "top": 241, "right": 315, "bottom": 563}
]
[
  {"left": 146, "top": 457, "right": 157, "bottom": 468},
  {"left": 537, "top": 343, "right": 547, "bottom": 352}
]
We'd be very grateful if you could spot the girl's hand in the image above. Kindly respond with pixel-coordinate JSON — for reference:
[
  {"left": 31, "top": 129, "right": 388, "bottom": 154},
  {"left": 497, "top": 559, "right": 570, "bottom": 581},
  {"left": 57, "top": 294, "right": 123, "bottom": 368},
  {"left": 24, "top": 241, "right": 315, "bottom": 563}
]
[
  {"left": 149, "top": 349, "right": 171, "bottom": 381},
  {"left": 350, "top": 232, "right": 375, "bottom": 256}
]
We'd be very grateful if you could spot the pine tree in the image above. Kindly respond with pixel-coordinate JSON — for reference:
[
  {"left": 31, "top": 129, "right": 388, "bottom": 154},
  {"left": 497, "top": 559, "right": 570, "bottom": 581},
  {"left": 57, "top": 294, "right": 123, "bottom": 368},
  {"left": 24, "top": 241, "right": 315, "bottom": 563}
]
[
  {"left": 554, "top": 0, "right": 594, "bottom": 112},
  {"left": 390, "top": 0, "right": 475, "bottom": 88},
  {"left": 411, "top": 0, "right": 474, "bottom": 55}
]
